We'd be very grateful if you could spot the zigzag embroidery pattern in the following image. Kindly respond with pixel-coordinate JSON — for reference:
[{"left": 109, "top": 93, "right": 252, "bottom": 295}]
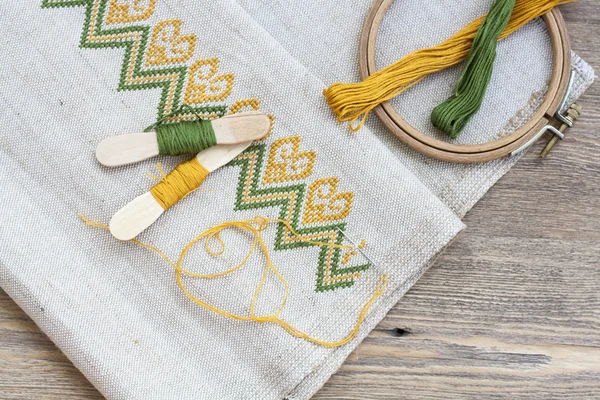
[
  {"left": 41, "top": 0, "right": 228, "bottom": 120},
  {"left": 42, "top": 0, "right": 370, "bottom": 292},
  {"left": 227, "top": 115, "right": 370, "bottom": 291}
]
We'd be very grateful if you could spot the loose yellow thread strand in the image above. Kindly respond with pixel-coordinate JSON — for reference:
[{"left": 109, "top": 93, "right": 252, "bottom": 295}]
[
  {"left": 78, "top": 214, "right": 388, "bottom": 347},
  {"left": 323, "top": 0, "right": 575, "bottom": 132},
  {"left": 144, "top": 162, "right": 168, "bottom": 181}
]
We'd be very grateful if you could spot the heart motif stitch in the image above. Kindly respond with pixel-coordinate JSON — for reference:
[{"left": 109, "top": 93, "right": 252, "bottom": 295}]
[
  {"left": 145, "top": 20, "right": 197, "bottom": 66},
  {"left": 263, "top": 136, "right": 316, "bottom": 184},
  {"left": 229, "top": 98, "right": 261, "bottom": 114},
  {"left": 302, "top": 177, "right": 354, "bottom": 224},
  {"left": 184, "top": 58, "right": 235, "bottom": 104},
  {"left": 106, "top": 0, "right": 157, "bottom": 24}
]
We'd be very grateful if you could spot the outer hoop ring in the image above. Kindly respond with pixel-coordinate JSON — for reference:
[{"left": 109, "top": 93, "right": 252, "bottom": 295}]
[{"left": 359, "top": 1, "right": 572, "bottom": 163}]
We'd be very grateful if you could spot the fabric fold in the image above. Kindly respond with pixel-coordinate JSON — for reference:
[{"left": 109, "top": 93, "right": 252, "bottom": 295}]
[{"left": 0, "top": 1, "right": 469, "bottom": 399}]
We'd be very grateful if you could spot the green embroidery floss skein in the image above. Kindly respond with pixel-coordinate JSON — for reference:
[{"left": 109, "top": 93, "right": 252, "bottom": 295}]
[
  {"left": 431, "top": 0, "right": 517, "bottom": 139},
  {"left": 155, "top": 120, "right": 217, "bottom": 156},
  {"left": 96, "top": 104, "right": 272, "bottom": 167}
]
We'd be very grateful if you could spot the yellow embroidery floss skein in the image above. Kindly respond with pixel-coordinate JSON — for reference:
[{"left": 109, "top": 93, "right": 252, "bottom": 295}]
[
  {"left": 80, "top": 214, "right": 389, "bottom": 348},
  {"left": 323, "top": 0, "right": 575, "bottom": 132},
  {"left": 149, "top": 158, "right": 210, "bottom": 210}
]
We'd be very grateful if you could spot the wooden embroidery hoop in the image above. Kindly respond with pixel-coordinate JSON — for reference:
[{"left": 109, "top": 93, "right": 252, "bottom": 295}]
[{"left": 359, "top": 0, "right": 572, "bottom": 163}]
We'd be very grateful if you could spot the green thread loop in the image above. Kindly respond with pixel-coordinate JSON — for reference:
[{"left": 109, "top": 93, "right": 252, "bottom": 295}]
[
  {"left": 145, "top": 104, "right": 218, "bottom": 155},
  {"left": 431, "top": 0, "right": 517, "bottom": 139}
]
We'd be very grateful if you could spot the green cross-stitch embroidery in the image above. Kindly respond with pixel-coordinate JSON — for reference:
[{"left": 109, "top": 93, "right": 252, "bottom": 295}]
[{"left": 42, "top": 0, "right": 371, "bottom": 292}]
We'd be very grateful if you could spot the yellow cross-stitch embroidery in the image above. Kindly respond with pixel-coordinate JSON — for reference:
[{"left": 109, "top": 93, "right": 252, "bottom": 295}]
[
  {"left": 146, "top": 20, "right": 197, "bottom": 66},
  {"left": 303, "top": 177, "right": 354, "bottom": 225},
  {"left": 263, "top": 136, "right": 316, "bottom": 184},
  {"left": 184, "top": 58, "right": 235, "bottom": 104},
  {"left": 106, "top": 0, "right": 157, "bottom": 24}
]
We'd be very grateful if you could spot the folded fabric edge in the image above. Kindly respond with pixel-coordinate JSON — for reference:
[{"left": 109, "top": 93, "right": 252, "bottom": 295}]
[
  {"left": 286, "top": 229, "right": 464, "bottom": 400},
  {"left": 0, "top": 145, "right": 465, "bottom": 400},
  {"left": 286, "top": 52, "right": 594, "bottom": 400}
]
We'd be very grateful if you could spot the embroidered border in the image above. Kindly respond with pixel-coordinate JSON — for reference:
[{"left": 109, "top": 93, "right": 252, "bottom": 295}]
[{"left": 42, "top": 0, "right": 371, "bottom": 292}]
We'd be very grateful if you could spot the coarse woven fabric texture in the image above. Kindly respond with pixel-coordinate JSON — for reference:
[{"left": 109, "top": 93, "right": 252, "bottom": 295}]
[
  {"left": 0, "top": 1, "right": 595, "bottom": 400},
  {"left": 237, "top": 0, "right": 595, "bottom": 217}
]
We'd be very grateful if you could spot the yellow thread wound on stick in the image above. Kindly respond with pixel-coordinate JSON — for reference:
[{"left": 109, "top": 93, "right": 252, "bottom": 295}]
[
  {"left": 150, "top": 157, "right": 210, "bottom": 210},
  {"left": 323, "top": 0, "right": 574, "bottom": 132},
  {"left": 78, "top": 214, "right": 388, "bottom": 347}
]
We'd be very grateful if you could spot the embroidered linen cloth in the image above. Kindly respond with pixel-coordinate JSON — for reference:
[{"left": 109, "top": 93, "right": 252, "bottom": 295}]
[{"left": 0, "top": 1, "right": 593, "bottom": 400}]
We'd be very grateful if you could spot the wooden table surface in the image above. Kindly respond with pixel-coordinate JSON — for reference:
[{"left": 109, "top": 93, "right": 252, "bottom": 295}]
[{"left": 1, "top": 2, "right": 598, "bottom": 399}]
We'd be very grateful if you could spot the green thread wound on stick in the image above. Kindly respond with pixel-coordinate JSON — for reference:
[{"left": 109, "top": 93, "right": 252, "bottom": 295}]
[
  {"left": 156, "top": 120, "right": 218, "bottom": 155},
  {"left": 431, "top": 0, "right": 517, "bottom": 139}
]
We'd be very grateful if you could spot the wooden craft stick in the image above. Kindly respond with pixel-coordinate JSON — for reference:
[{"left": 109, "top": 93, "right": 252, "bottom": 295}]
[
  {"left": 96, "top": 111, "right": 269, "bottom": 167},
  {"left": 109, "top": 142, "right": 252, "bottom": 240}
]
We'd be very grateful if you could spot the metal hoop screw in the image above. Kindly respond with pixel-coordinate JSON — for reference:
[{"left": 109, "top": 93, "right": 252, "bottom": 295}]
[{"left": 540, "top": 103, "right": 582, "bottom": 158}]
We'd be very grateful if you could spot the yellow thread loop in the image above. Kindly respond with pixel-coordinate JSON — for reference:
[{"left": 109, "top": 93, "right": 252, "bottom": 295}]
[
  {"left": 149, "top": 158, "right": 210, "bottom": 210},
  {"left": 79, "top": 214, "right": 388, "bottom": 347}
]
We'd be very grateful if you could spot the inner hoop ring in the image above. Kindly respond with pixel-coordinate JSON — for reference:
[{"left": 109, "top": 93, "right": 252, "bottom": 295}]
[{"left": 359, "top": 0, "right": 572, "bottom": 163}]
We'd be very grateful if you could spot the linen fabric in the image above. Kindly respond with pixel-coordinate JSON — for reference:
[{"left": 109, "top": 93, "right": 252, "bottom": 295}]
[
  {"left": 236, "top": 0, "right": 595, "bottom": 217},
  {"left": 0, "top": 1, "right": 594, "bottom": 399}
]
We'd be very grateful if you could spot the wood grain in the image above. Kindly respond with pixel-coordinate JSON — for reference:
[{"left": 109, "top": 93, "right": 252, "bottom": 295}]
[{"left": 1, "top": 1, "right": 599, "bottom": 399}]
